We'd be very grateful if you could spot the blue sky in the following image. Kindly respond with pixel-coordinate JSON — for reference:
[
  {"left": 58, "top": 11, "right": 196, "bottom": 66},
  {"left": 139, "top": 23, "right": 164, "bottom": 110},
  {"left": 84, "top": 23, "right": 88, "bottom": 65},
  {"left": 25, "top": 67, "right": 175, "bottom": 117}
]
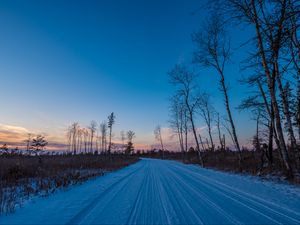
[{"left": 0, "top": 0, "right": 255, "bottom": 149}]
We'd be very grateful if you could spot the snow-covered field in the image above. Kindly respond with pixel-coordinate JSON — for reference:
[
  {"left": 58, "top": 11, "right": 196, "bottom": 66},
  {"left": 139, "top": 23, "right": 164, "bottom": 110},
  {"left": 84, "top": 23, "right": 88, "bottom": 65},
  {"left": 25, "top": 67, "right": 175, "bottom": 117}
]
[{"left": 1, "top": 158, "right": 300, "bottom": 224}]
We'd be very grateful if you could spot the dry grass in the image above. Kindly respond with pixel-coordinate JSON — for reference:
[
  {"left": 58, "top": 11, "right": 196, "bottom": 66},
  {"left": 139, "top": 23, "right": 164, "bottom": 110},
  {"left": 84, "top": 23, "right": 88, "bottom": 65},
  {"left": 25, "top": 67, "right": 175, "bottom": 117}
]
[{"left": 0, "top": 154, "right": 139, "bottom": 214}]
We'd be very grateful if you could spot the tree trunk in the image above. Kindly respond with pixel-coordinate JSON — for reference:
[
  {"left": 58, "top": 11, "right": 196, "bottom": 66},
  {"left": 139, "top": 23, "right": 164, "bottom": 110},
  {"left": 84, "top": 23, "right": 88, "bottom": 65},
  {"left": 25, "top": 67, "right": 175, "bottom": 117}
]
[
  {"left": 257, "top": 80, "right": 274, "bottom": 165},
  {"left": 198, "top": 133, "right": 206, "bottom": 151},
  {"left": 255, "top": 113, "right": 260, "bottom": 152},
  {"left": 188, "top": 109, "right": 203, "bottom": 166},
  {"left": 251, "top": 0, "right": 293, "bottom": 177},
  {"left": 108, "top": 127, "right": 112, "bottom": 154},
  {"left": 217, "top": 114, "right": 224, "bottom": 151},
  {"left": 223, "top": 134, "right": 226, "bottom": 150},
  {"left": 206, "top": 109, "right": 215, "bottom": 151},
  {"left": 297, "top": 80, "right": 300, "bottom": 141},
  {"left": 208, "top": 126, "right": 214, "bottom": 151},
  {"left": 267, "top": 118, "right": 274, "bottom": 165},
  {"left": 160, "top": 134, "right": 165, "bottom": 159},
  {"left": 90, "top": 133, "right": 94, "bottom": 154},
  {"left": 177, "top": 124, "right": 184, "bottom": 160},
  {"left": 275, "top": 67, "right": 297, "bottom": 151},
  {"left": 219, "top": 72, "right": 242, "bottom": 165},
  {"left": 72, "top": 132, "right": 76, "bottom": 155},
  {"left": 185, "top": 95, "right": 204, "bottom": 166},
  {"left": 184, "top": 112, "right": 188, "bottom": 152}
]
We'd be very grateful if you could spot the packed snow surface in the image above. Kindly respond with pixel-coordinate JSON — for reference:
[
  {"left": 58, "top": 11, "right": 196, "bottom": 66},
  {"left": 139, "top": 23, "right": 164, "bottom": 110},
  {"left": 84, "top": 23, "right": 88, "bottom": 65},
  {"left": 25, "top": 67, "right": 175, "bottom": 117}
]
[{"left": 1, "top": 158, "right": 300, "bottom": 224}]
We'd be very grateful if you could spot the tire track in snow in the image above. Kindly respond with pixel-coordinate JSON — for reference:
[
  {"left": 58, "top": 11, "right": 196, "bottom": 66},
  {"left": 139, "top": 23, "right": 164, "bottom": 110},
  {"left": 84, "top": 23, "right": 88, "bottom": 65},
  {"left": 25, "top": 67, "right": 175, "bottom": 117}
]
[
  {"left": 158, "top": 166, "right": 205, "bottom": 225},
  {"left": 66, "top": 163, "right": 144, "bottom": 225},
  {"left": 125, "top": 164, "right": 150, "bottom": 225},
  {"left": 168, "top": 162, "right": 300, "bottom": 224},
  {"left": 163, "top": 165, "right": 242, "bottom": 225},
  {"left": 150, "top": 164, "right": 173, "bottom": 224},
  {"left": 168, "top": 163, "right": 287, "bottom": 224},
  {"left": 126, "top": 162, "right": 172, "bottom": 224},
  {"left": 175, "top": 163, "right": 300, "bottom": 223},
  {"left": 173, "top": 163, "right": 300, "bottom": 218}
]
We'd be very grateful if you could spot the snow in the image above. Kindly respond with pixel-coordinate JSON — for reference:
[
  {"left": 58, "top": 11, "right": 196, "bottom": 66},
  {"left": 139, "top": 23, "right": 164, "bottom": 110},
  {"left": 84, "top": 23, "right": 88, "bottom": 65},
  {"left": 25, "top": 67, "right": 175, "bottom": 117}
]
[{"left": 1, "top": 158, "right": 300, "bottom": 224}]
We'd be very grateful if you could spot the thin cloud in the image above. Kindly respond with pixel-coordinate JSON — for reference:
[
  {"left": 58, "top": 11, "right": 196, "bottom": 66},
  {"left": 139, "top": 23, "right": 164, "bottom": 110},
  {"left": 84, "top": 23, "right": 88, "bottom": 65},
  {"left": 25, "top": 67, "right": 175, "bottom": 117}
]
[
  {"left": 0, "top": 124, "right": 30, "bottom": 145},
  {"left": 0, "top": 124, "right": 30, "bottom": 134}
]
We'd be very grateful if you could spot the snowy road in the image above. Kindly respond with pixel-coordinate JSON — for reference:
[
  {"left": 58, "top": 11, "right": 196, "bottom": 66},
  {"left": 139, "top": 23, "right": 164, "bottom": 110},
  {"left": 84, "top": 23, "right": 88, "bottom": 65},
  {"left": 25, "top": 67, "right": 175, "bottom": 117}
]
[{"left": 2, "top": 158, "right": 300, "bottom": 224}]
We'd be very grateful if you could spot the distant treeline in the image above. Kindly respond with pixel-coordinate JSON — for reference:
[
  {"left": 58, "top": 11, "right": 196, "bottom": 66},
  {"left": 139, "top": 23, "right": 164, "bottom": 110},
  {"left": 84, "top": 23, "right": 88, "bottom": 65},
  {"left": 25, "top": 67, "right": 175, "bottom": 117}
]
[{"left": 66, "top": 112, "right": 136, "bottom": 155}]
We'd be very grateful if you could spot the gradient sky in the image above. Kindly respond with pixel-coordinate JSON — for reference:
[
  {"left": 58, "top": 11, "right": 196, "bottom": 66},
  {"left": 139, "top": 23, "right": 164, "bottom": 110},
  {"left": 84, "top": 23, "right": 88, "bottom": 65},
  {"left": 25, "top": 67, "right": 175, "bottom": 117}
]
[{"left": 0, "top": 0, "right": 255, "bottom": 150}]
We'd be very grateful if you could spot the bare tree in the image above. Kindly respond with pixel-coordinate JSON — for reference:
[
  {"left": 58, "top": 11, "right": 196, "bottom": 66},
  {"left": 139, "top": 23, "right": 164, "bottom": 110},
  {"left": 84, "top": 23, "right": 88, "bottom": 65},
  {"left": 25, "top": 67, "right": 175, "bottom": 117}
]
[
  {"left": 293, "top": 79, "right": 300, "bottom": 141},
  {"left": 127, "top": 130, "right": 135, "bottom": 143},
  {"left": 100, "top": 122, "right": 107, "bottom": 154},
  {"left": 193, "top": 13, "right": 242, "bottom": 164},
  {"left": 198, "top": 132, "right": 206, "bottom": 151},
  {"left": 169, "top": 95, "right": 185, "bottom": 155},
  {"left": 216, "top": 113, "right": 225, "bottom": 150},
  {"left": 169, "top": 64, "right": 204, "bottom": 166},
  {"left": 82, "top": 128, "right": 89, "bottom": 154},
  {"left": 66, "top": 126, "right": 72, "bottom": 152},
  {"left": 287, "top": 3, "right": 300, "bottom": 143},
  {"left": 238, "top": 96, "right": 268, "bottom": 150},
  {"left": 182, "top": 105, "right": 190, "bottom": 154},
  {"left": 154, "top": 125, "right": 165, "bottom": 159},
  {"left": 240, "top": 73, "right": 279, "bottom": 165},
  {"left": 89, "top": 120, "right": 97, "bottom": 153},
  {"left": 69, "top": 122, "right": 79, "bottom": 155},
  {"left": 198, "top": 93, "right": 216, "bottom": 151},
  {"left": 280, "top": 82, "right": 299, "bottom": 167},
  {"left": 77, "top": 127, "right": 83, "bottom": 153},
  {"left": 95, "top": 131, "right": 99, "bottom": 153},
  {"left": 120, "top": 130, "right": 126, "bottom": 152},
  {"left": 225, "top": 0, "right": 294, "bottom": 175},
  {"left": 169, "top": 95, "right": 191, "bottom": 161},
  {"left": 25, "top": 133, "right": 32, "bottom": 152},
  {"left": 107, "top": 113, "right": 115, "bottom": 154},
  {"left": 126, "top": 130, "right": 135, "bottom": 155},
  {"left": 256, "top": 77, "right": 276, "bottom": 165}
]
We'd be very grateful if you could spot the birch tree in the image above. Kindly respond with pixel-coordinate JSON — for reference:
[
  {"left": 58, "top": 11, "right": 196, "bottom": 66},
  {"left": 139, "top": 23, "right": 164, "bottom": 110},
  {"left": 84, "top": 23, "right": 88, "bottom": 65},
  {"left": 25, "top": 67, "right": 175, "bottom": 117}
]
[
  {"left": 198, "top": 93, "right": 216, "bottom": 151},
  {"left": 126, "top": 130, "right": 135, "bottom": 155},
  {"left": 193, "top": 14, "right": 242, "bottom": 165},
  {"left": 169, "top": 64, "right": 204, "bottom": 166},
  {"left": 89, "top": 120, "right": 97, "bottom": 153},
  {"left": 100, "top": 122, "right": 107, "bottom": 154},
  {"left": 154, "top": 125, "right": 165, "bottom": 159},
  {"left": 225, "top": 0, "right": 295, "bottom": 175}
]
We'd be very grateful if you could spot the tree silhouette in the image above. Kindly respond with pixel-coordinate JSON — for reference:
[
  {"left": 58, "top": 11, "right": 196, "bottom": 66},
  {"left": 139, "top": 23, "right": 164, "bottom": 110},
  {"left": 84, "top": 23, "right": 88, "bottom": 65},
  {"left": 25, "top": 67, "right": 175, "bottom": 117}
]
[
  {"left": 169, "top": 64, "right": 204, "bottom": 166},
  {"left": 89, "top": 120, "right": 97, "bottom": 153},
  {"left": 31, "top": 135, "right": 48, "bottom": 154},
  {"left": 107, "top": 113, "right": 115, "bottom": 154},
  {"left": 125, "top": 130, "right": 135, "bottom": 155},
  {"left": 100, "top": 121, "right": 107, "bottom": 154},
  {"left": 193, "top": 13, "right": 242, "bottom": 165},
  {"left": 154, "top": 125, "right": 165, "bottom": 159}
]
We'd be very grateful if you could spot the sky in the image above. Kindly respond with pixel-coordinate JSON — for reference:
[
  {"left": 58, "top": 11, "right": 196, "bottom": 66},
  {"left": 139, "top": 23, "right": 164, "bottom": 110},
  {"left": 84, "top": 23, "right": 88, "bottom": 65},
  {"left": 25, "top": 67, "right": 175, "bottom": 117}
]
[{"left": 0, "top": 0, "right": 255, "bottom": 150}]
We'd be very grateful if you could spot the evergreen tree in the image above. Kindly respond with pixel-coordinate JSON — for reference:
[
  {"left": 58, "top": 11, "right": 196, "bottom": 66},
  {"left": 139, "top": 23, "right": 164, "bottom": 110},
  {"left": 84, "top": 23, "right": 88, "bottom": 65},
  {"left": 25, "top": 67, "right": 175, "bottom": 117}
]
[{"left": 31, "top": 135, "right": 48, "bottom": 154}]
